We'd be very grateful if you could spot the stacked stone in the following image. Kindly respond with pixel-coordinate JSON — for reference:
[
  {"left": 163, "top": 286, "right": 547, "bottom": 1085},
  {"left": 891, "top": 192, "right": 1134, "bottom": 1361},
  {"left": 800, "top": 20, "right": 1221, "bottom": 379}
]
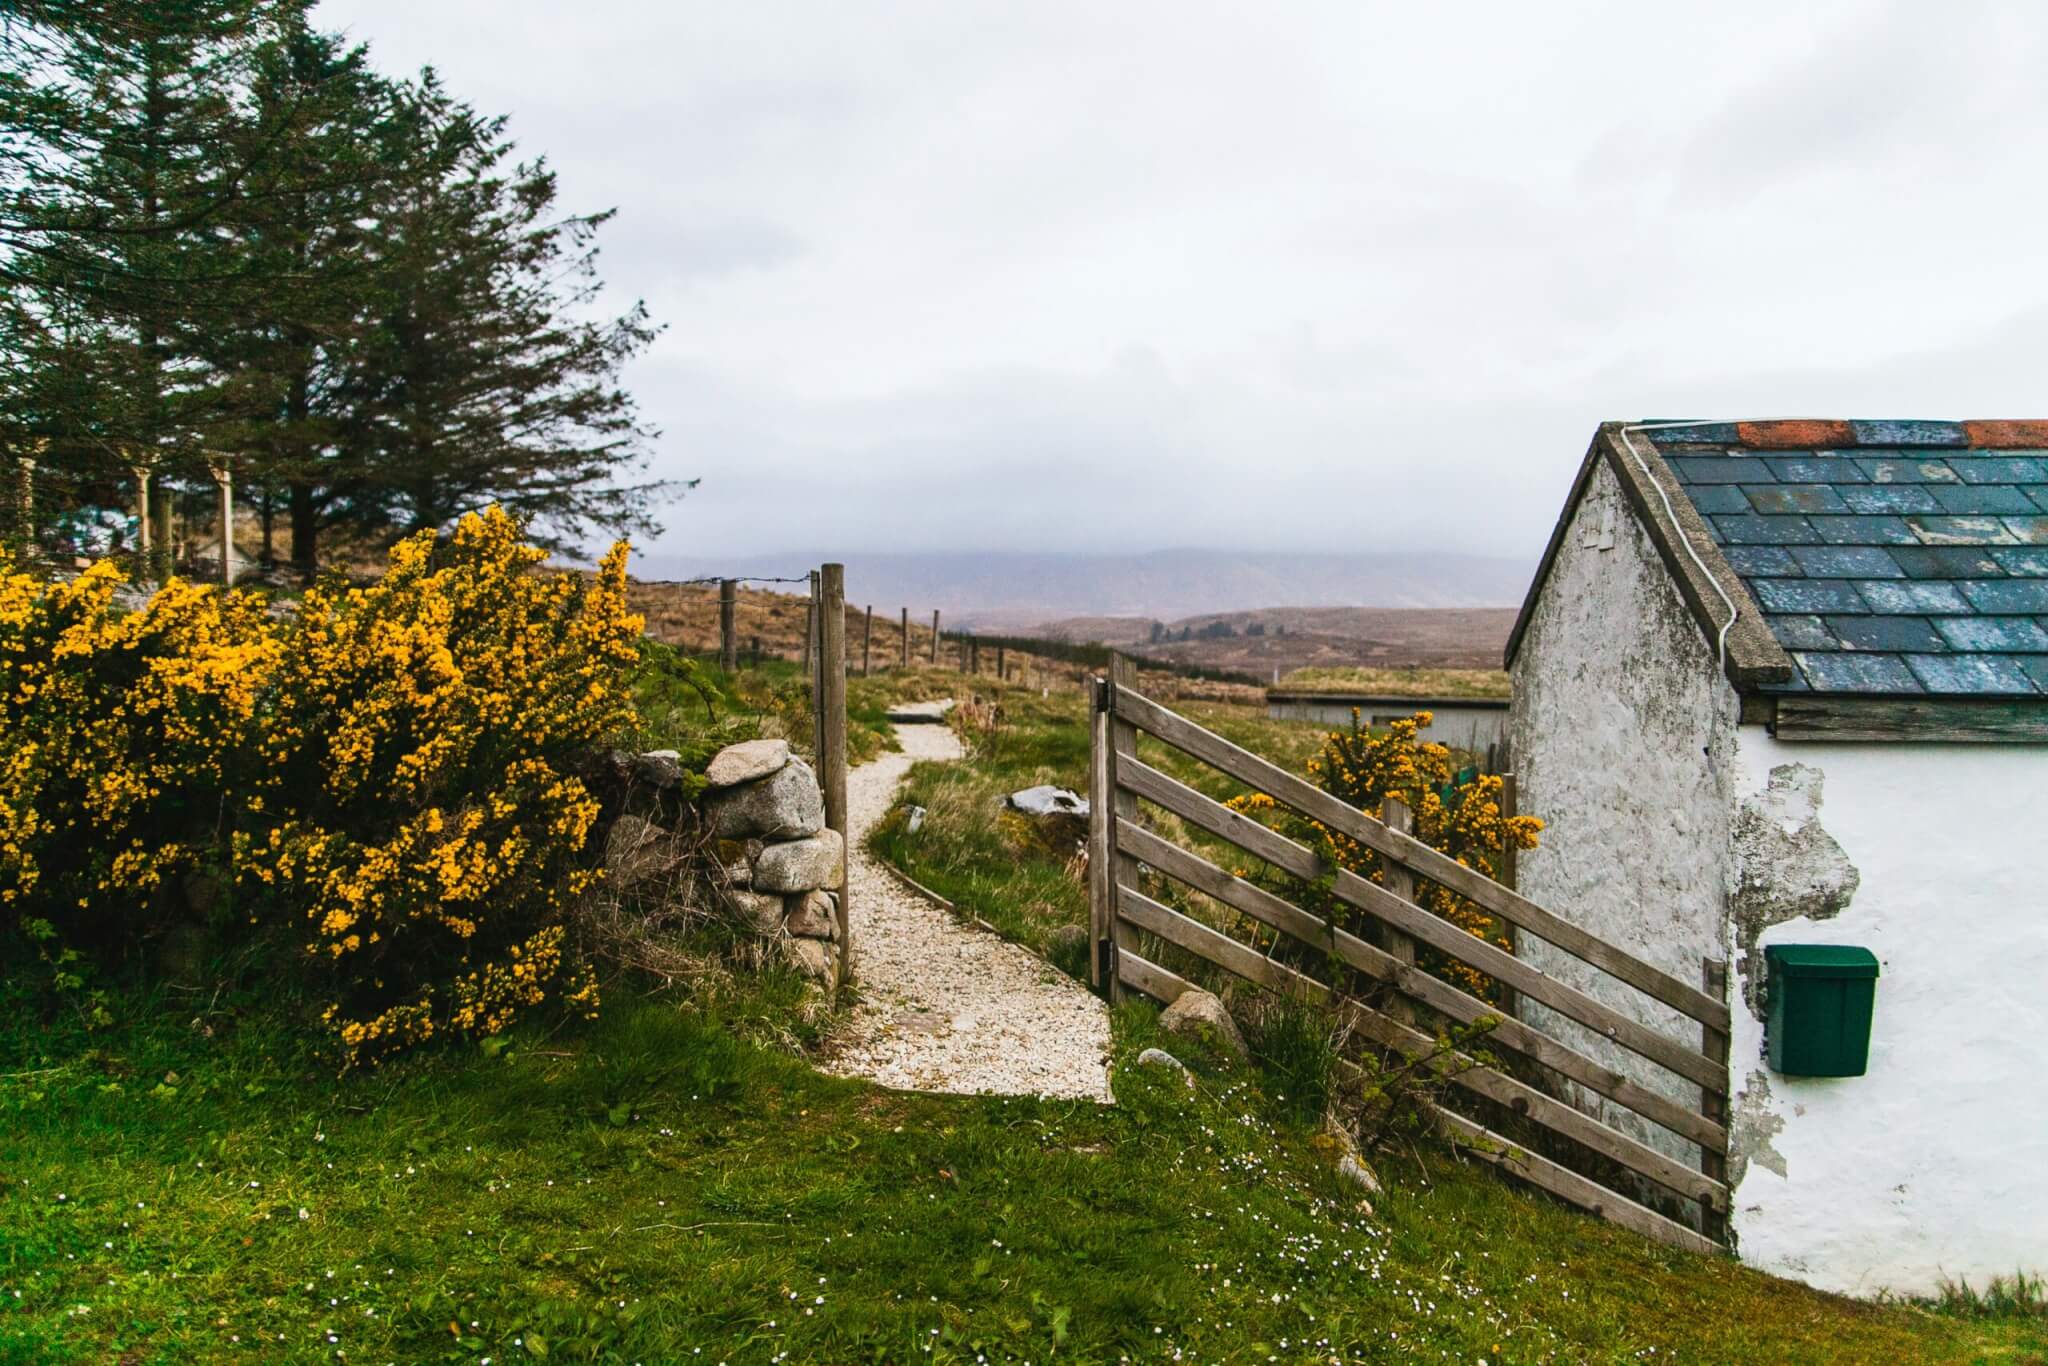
[{"left": 702, "top": 738, "right": 843, "bottom": 984}]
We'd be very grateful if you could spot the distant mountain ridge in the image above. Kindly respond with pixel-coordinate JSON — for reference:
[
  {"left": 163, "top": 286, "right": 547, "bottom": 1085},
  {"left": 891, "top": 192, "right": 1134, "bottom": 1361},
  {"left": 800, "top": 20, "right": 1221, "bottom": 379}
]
[{"left": 631, "top": 548, "right": 1533, "bottom": 625}]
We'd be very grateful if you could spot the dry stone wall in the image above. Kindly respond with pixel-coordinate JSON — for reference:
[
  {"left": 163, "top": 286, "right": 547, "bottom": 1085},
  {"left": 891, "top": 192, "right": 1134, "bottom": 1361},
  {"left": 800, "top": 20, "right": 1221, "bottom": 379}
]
[{"left": 702, "top": 739, "right": 843, "bottom": 986}]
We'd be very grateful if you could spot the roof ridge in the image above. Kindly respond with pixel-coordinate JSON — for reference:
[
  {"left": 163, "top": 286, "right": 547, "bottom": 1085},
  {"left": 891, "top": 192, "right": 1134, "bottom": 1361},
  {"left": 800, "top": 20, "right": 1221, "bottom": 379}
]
[{"left": 1641, "top": 419, "right": 2048, "bottom": 450}]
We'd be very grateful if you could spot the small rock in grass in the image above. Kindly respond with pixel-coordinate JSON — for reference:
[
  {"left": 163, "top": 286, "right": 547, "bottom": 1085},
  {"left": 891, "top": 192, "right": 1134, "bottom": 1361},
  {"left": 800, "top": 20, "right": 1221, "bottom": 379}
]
[
  {"left": 1136, "top": 1047, "right": 1195, "bottom": 1087},
  {"left": 751, "top": 828, "right": 845, "bottom": 894},
  {"left": 704, "top": 738, "right": 791, "bottom": 789},
  {"left": 1159, "top": 988, "right": 1249, "bottom": 1064},
  {"left": 784, "top": 890, "right": 838, "bottom": 939}
]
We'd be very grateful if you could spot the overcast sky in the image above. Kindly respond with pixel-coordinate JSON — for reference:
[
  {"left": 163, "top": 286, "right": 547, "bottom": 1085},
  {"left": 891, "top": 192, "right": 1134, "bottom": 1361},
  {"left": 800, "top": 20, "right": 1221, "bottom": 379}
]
[{"left": 316, "top": 0, "right": 2048, "bottom": 562}]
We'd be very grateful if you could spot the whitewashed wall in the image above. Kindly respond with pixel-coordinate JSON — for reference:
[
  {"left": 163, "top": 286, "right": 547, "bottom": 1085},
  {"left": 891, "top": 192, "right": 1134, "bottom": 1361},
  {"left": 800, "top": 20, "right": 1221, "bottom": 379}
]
[
  {"left": 1726, "top": 731, "right": 2048, "bottom": 1296},
  {"left": 1508, "top": 457, "right": 1738, "bottom": 1167}
]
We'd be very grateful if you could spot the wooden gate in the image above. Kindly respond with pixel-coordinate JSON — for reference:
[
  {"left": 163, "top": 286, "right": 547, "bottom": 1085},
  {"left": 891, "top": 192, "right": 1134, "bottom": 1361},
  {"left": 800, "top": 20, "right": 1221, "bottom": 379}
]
[{"left": 1087, "top": 660, "right": 1732, "bottom": 1253}]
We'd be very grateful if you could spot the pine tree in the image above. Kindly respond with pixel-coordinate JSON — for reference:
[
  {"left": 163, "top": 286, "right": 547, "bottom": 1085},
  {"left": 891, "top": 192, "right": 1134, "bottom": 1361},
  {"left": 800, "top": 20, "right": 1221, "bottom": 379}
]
[{"left": 333, "top": 75, "right": 672, "bottom": 559}]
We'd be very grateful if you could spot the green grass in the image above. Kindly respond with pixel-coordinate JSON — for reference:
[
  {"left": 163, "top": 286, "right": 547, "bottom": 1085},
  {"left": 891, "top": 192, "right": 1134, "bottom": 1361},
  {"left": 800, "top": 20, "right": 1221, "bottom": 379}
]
[
  {"left": 6, "top": 978, "right": 2037, "bottom": 1364},
  {"left": 4, "top": 669, "right": 2041, "bottom": 1362},
  {"left": 1279, "top": 667, "right": 1512, "bottom": 699}
]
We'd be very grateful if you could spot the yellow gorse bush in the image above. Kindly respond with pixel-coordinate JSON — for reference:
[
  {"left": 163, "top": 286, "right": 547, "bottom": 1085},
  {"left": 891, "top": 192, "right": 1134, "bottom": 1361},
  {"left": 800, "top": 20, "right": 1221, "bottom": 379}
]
[
  {"left": 1228, "top": 710, "right": 1543, "bottom": 1005},
  {"left": 1, "top": 506, "right": 640, "bottom": 1065}
]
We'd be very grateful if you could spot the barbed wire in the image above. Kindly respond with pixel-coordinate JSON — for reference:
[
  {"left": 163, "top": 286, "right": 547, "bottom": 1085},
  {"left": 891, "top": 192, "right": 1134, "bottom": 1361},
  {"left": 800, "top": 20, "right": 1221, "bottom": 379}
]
[{"left": 636, "top": 574, "right": 815, "bottom": 588}]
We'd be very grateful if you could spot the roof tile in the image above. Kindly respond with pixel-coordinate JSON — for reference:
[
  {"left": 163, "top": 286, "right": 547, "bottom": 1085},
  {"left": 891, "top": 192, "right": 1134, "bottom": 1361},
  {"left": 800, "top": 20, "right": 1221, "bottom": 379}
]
[
  {"left": 1761, "top": 455, "right": 1867, "bottom": 483},
  {"left": 1960, "top": 580, "right": 2048, "bottom": 612},
  {"left": 2019, "top": 656, "right": 2048, "bottom": 692},
  {"left": 1828, "top": 615, "right": 1945, "bottom": 652},
  {"left": 1850, "top": 419, "right": 1968, "bottom": 447},
  {"left": 1904, "top": 653, "right": 2040, "bottom": 694},
  {"left": 1640, "top": 422, "right": 1741, "bottom": 444},
  {"left": 1670, "top": 456, "right": 1770, "bottom": 484},
  {"left": 1767, "top": 614, "right": 1837, "bottom": 650},
  {"left": 1810, "top": 516, "right": 1917, "bottom": 546},
  {"left": 1888, "top": 546, "right": 2006, "bottom": 578},
  {"left": 1755, "top": 579, "right": 1869, "bottom": 614},
  {"left": 1744, "top": 484, "right": 1849, "bottom": 515},
  {"left": 1839, "top": 484, "right": 1940, "bottom": 513},
  {"left": 1854, "top": 580, "right": 1972, "bottom": 614},
  {"left": 1949, "top": 456, "right": 2048, "bottom": 484},
  {"left": 1989, "top": 547, "right": 2048, "bottom": 577},
  {"left": 1906, "top": 515, "right": 2019, "bottom": 545},
  {"left": 1794, "top": 651, "right": 1922, "bottom": 692},
  {"left": 1789, "top": 545, "right": 1903, "bottom": 577},
  {"left": 1738, "top": 420, "right": 1855, "bottom": 448},
  {"left": 2004, "top": 517, "right": 2048, "bottom": 545},
  {"left": 1684, "top": 485, "right": 1753, "bottom": 514},
  {"left": 2026, "top": 486, "right": 2048, "bottom": 513},
  {"left": 1929, "top": 485, "right": 2040, "bottom": 515},
  {"left": 1723, "top": 545, "right": 1801, "bottom": 577},
  {"left": 1713, "top": 515, "right": 1820, "bottom": 545},
  {"left": 1856, "top": 457, "right": 1961, "bottom": 484},
  {"left": 1962, "top": 420, "right": 2048, "bottom": 448},
  {"left": 1933, "top": 616, "right": 2048, "bottom": 653}
]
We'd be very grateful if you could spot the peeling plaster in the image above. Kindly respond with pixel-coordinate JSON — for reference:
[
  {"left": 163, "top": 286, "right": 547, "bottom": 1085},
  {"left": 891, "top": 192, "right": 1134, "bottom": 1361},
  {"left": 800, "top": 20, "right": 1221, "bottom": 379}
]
[
  {"left": 1730, "top": 763, "right": 1859, "bottom": 1016},
  {"left": 1730, "top": 1068, "right": 1787, "bottom": 1188}
]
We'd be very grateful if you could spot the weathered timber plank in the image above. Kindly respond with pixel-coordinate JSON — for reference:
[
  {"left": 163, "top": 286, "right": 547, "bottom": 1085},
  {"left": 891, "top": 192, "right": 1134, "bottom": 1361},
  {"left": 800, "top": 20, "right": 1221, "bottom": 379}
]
[
  {"left": 1113, "top": 875, "right": 1726, "bottom": 1211},
  {"left": 1087, "top": 684, "right": 1113, "bottom": 991},
  {"left": 1344, "top": 999, "right": 1727, "bottom": 1213},
  {"left": 1110, "top": 764, "right": 1727, "bottom": 1095},
  {"left": 1772, "top": 695, "right": 2048, "bottom": 743},
  {"left": 1112, "top": 810, "right": 1726, "bottom": 1150},
  {"left": 1107, "top": 656, "right": 1142, "bottom": 1001},
  {"left": 1116, "top": 947, "right": 1193, "bottom": 1006},
  {"left": 1112, "top": 685, "right": 1728, "bottom": 1031},
  {"left": 1433, "top": 1105, "right": 1724, "bottom": 1256}
]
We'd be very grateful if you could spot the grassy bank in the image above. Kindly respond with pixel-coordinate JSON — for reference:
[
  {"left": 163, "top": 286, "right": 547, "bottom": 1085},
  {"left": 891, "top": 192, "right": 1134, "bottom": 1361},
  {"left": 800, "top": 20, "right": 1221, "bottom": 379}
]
[
  {"left": 3, "top": 665, "right": 2040, "bottom": 1362},
  {"left": 6, "top": 980, "right": 2034, "bottom": 1363}
]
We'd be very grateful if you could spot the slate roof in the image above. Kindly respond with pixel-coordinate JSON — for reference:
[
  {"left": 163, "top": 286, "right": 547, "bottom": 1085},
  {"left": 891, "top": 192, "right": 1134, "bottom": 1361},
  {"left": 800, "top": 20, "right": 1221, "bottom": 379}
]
[{"left": 1649, "top": 420, "right": 2048, "bottom": 697}]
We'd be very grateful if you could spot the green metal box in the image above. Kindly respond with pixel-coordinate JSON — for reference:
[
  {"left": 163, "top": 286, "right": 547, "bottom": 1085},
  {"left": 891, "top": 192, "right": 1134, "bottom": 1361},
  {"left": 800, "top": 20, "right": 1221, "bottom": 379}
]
[{"left": 1765, "top": 944, "right": 1880, "bottom": 1078}]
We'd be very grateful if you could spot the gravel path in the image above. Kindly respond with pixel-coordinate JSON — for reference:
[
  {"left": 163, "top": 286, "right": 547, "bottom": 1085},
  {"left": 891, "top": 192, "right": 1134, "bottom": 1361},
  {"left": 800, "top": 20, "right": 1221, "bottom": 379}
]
[{"left": 822, "top": 713, "right": 1113, "bottom": 1101}]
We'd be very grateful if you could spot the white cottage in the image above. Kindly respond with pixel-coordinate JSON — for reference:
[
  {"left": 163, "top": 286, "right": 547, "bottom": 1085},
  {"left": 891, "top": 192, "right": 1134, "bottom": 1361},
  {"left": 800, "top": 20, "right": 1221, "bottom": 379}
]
[{"left": 1506, "top": 419, "right": 2048, "bottom": 1297}]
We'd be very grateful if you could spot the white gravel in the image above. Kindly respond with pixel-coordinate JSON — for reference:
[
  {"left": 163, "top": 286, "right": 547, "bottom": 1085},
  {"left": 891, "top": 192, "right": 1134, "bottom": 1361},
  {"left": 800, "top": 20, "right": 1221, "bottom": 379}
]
[{"left": 822, "top": 715, "right": 1113, "bottom": 1101}]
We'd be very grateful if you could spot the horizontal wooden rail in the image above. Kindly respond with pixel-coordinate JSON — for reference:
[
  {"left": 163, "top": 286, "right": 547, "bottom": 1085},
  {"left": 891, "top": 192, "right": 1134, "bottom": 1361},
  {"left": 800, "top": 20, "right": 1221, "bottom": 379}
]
[
  {"left": 1112, "top": 881, "right": 1728, "bottom": 1218},
  {"left": 1116, "top": 758, "right": 1727, "bottom": 1096},
  {"left": 1431, "top": 1106, "right": 1721, "bottom": 1255},
  {"left": 1115, "top": 814, "right": 1726, "bottom": 1151},
  {"left": 1112, "top": 685, "right": 1729, "bottom": 1033}
]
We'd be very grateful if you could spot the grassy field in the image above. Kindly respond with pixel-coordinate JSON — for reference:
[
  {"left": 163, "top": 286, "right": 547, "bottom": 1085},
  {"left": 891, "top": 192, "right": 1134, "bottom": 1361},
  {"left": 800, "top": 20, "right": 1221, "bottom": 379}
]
[
  {"left": 3, "top": 666, "right": 2042, "bottom": 1362},
  {"left": 1277, "top": 666, "right": 1512, "bottom": 699}
]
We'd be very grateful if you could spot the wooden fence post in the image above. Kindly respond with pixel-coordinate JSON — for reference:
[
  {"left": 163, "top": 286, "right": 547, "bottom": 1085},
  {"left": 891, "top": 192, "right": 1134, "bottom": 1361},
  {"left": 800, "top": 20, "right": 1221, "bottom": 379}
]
[
  {"left": 12, "top": 453, "right": 34, "bottom": 548},
  {"left": 1700, "top": 957, "right": 1730, "bottom": 1244},
  {"left": 969, "top": 636, "right": 979, "bottom": 675},
  {"left": 1089, "top": 674, "right": 1113, "bottom": 992},
  {"left": 1381, "top": 796, "right": 1418, "bottom": 1025},
  {"left": 132, "top": 463, "right": 152, "bottom": 558},
  {"left": 718, "top": 579, "right": 738, "bottom": 672},
  {"left": 208, "top": 459, "right": 234, "bottom": 585},
  {"left": 803, "top": 571, "right": 818, "bottom": 673},
  {"left": 930, "top": 610, "right": 939, "bottom": 664},
  {"left": 1106, "top": 653, "right": 1142, "bottom": 1002},
  {"left": 862, "top": 604, "right": 873, "bottom": 678},
  {"left": 1499, "top": 771, "right": 1521, "bottom": 1018},
  {"left": 151, "top": 488, "right": 174, "bottom": 581},
  {"left": 996, "top": 645, "right": 1005, "bottom": 681},
  {"left": 900, "top": 607, "right": 910, "bottom": 668},
  {"left": 819, "top": 564, "right": 851, "bottom": 988}
]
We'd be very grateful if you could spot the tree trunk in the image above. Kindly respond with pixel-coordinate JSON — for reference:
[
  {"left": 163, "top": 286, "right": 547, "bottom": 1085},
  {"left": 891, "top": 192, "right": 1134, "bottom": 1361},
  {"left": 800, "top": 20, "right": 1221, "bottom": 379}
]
[{"left": 290, "top": 479, "right": 317, "bottom": 581}]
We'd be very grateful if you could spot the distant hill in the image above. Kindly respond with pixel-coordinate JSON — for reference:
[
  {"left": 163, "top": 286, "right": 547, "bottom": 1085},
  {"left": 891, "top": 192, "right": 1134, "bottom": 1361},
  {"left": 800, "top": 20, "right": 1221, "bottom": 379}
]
[
  {"left": 631, "top": 548, "right": 1531, "bottom": 624},
  {"left": 1033, "top": 606, "right": 1517, "bottom": 675}
]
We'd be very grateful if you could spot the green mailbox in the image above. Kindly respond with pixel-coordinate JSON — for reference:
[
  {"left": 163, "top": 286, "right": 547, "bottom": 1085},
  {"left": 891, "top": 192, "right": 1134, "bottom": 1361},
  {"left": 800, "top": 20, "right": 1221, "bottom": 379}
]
[{"left": 1765, "top": 944, "right": 1880, "bottom": 1078}]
